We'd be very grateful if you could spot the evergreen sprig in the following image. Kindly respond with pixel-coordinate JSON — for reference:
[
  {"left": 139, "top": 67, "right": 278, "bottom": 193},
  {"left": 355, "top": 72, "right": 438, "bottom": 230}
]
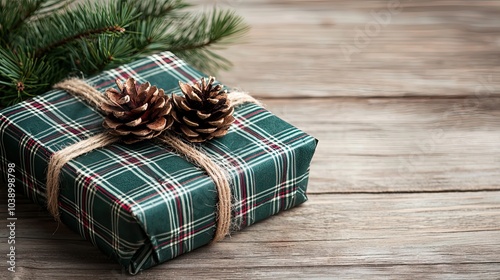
[
  {"left": 0, "top": 0, "right": 248, "bottom": 107},
  {"left": 169, "top": 9, "right": 250, "bottom": 73}
]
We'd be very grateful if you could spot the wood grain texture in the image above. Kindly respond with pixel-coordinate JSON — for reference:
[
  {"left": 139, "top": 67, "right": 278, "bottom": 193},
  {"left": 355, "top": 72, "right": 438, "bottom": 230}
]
[
  {"left": 264, "top": 97, "right": 500, "bottom": 193},
  {"left": 2, "top": 0, "right": 500, "bottom": 279},
  {"left": 203, "top": 0, "right": 500, "bottom": 98},
  {"left": 1, "top": 191, "right": 499, "bottom": 279}
]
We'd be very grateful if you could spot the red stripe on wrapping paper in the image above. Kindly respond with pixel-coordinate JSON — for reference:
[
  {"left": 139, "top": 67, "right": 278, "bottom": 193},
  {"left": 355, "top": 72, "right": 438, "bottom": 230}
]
[
  {"left": 59, "top": 162, "right": 135, "bottom": 243},
  {"left": 153, "top": 54, "right": 198, "bottom": 83},
  {"left": 234, "top": 111, "right": 290, "bottom": 213},
  {"left": 233, "top": 117, "right": 286, "bottom": 157},
  {"left": 83, "top": 146, "right": 198, "bottom": 255},
  {"left": 80, "top": 174, "right": 97, "bottom": 240},
  {"left": 254, "top": 185, "right": 298, "bottom": 209},
  {"left": 175, "top": 68, "right": 198, "bottom": 84},
  {"left": 94, "top": 54, "right": 197, "bottom": 90},
  {"left": 21, "top": 138, "right": 39, "bottom": 194},
  {"left": 0, "top": 117, "right": 48, "bottom": 199},
  {"left": 61, "top": 160, "right": 135, "bottom": 212},
  {"left": 95, "top": 70, "right": 134, "bottom": 89},
  {"left": 164, "top": 182, "right": 185, "bottom": 255},
  {"left": 240, "top": 149, "right": 266, "bottom": 162},
  {"left": 95, "top": 63, "right": 154, "bottom": 89},
  {"left": 135, "top": 62, "right": 164, "bottom": 74},
  {"left": 236, "top": 108, "right": 265, "bottom": 121},
  {"left": 204, "top": 142, "right": 250, "bottom": 227},
  {"left": 134, "top": 173, "right": 205, "bottom": 204},
  {"left": 2, "top": 104, "right": 30, "bottom": 116},
  {"left": 22, "top": 91, "right": 75, "bottom": 114},
  {"left": 95, "top": 79, "right": 115, "bottom": 89},
  {"left": 24, "top": 99, "right": 90, "bottom": 139},
  {"left": 62, "top": 124, "right": 90, "bottom": 136},
  {"left": 283, "top": 133, "right": 309, "bottom": 145},
  {"left": 27, "top": 99, "right": 50, "bottom": 113},
  {"left": 58, "top": 195, "right": 116, "bottom": 247},
  {"left": 155, "top": 220, "right": 215, "bottom": 250},
  {"left": 110, "top": 68, "right": 136, "bottom": 81}
]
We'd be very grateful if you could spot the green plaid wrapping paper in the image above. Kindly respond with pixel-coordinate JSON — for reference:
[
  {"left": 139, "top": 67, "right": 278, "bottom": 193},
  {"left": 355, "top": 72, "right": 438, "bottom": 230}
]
[{"left": 0, "top": 51, "right": 317, "bottom": 273}]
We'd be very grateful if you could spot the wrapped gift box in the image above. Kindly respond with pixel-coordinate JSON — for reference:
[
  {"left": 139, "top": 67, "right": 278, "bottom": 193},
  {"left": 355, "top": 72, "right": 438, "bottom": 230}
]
[{"left": 0, "top": 51, "right": 317, "bottom": 274}]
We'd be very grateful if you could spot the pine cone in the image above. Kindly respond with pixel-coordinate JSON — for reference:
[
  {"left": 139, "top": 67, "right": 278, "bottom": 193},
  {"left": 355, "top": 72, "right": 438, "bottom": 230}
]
[
  {"left": 101, "top": 78, "right": 173, "bottom": 144},
  {"left": 171, "top": 77, "right": 235, "bottom": 143}
]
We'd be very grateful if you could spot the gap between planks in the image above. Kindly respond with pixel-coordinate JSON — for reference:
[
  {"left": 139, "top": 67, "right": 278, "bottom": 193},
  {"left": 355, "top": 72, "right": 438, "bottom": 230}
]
[{"left": 3, "top": 190, "right": 500, "bottom": 279}]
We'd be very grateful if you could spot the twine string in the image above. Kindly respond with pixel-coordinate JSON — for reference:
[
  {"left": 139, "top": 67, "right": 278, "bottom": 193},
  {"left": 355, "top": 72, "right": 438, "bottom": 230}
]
[
  {"left": 46, "top": 133, "right": 119, "bottom": 219},
  {"left": 156, "top": 134, "right": 231, "bottom": 242},
  {"left": 47, "top": 78, "right": 259, "bottom": 241},
  {"left": 54, "top": 78, "right": 108, "bottom": 110}
]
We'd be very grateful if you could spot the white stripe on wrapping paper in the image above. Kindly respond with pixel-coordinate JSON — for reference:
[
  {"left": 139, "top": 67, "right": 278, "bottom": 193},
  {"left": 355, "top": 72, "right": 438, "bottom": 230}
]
[
  {"left": 229, "top": 105, "right": 303, "bottom": 216},
  {"left": 91, "top": 52, "right": 201, "bottom": 94},
  {"left": 70, "top": 146, "right": 163, "bottom": 256},
  {"left": 197, "top": 104, "right": 305, "bottom": 226},
  {"left": 67, "top": 144, "right": 204, "bottom": 258},
  {"left": 18, "top": 134, "right": 40, "bottom": 202},
  {"left": 0, "top": 116, "right": 7, "bottom": 178},
  {"left": 0, "top": 117, "right": 38, "bottom": 200},
  {"left": 265, "top": 127, "right": 300, "bottom": 211},
  {"left": 1, "top": 99, "right": 98, "bottom": 202},
  {"left": 91, "top": 54, "right": 155, "bottom": 85},
  {"left": 57, "top": 176, "right": 147, "bottom": 251},
  {"left": 1, "top": 51, "right": 314, "bottom": 270},
  {"left": 24, "top": 94, "right": 100, "bottom": 146},
  {"left": 150, "top": 53, "right": 204, "bottom": 85},
  {"left": 201, "top": 140, "right": 257, "bottom": 227},
  {"left": 107, "top": 145, "right": 197, "bottom": 257},
  {"left": 50, "top": 52, "right": 216, "bottom": 257},
  {"left": 2, "top": 91, "right": 103, "bottom": 181}
]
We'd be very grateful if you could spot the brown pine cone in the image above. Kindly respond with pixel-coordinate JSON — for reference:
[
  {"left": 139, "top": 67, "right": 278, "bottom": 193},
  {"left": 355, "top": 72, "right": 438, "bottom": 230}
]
[
  {"left": 171, "top": 77, "right": 235, "bottom": 143},
  {"left": 100, "top": 78, "right": 173, "bottom": 144}
]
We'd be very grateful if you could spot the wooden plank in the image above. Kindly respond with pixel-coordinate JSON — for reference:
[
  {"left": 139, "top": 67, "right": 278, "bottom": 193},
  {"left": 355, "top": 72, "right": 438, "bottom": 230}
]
[
  {"left": 263, "top": 97, "right": 500, "bottom": 193},
  {"left": 2, "top": 190, "right": 499, "bottom": 279},
  {"left": 192, "top": 0, "right": 500, "bottom": 98},
  {"left": 2, "top": 1, "right": 500, "bottom": 279}
]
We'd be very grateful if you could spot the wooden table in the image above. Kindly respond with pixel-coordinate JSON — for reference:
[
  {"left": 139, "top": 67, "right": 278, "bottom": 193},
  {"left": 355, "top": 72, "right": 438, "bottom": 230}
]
[{"left": 2, "top": 0, "right": 500, "bottom": 278}]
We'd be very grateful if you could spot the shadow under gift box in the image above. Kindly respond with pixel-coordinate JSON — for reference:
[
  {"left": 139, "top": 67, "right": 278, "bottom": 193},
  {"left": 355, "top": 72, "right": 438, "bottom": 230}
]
[{"left": 0, "top": 51, "right": 317, "bottom": 274}]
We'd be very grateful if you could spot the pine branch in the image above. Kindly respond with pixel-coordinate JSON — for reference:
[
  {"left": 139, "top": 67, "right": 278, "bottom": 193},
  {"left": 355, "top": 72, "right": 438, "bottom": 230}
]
[
  {"left": 113, "top": 6, "right": 249, "bottom": 73},
  {"left": 6, "top": 2, "right": 40, "bottom": 33},
  {"left": 35, "top": 25, "right": 126, "bottom": 57},
  {"left": 0, "top": 0, "right": 248, "bottom": 106},
  {"left": 170, "top": 10, "right": 248, "bottom": 50},
  {"left": 167, "top": 10, "right": 249, "bottom": 72},
  {"left": 33, "top": 0, "right": 70, "bottom": 17},
  {"left": 0, "top": 0, "right": 40, "bottom": 44},
  {"left": 0, "top": 0, "right": 70, "bottom": 45},
  {"left": 127, "top": 17, "right": 174, "bottom": 55},
  {"left": 175, "top": 48, "right": 233, "bottom": 75},
  {"left": 0, "top": 47, "right": 54, "bottom": 106},
  {"left": 120, "top": 0, "right": 190, "bottom": 19},
  {"left": 17, "top": 1, "right": 137, "bottom": 57},
  {"left": 67, "top": 35, "right": 137, "bottom": 75}
]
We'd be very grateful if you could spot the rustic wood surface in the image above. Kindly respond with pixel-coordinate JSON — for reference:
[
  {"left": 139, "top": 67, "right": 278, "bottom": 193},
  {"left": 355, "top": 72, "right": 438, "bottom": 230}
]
[{"left": 2, "top": 0, "right": 500, "bottom": 279}]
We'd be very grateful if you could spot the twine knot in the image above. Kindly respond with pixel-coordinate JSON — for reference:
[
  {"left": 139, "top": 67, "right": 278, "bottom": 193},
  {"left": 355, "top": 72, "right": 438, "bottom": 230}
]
[{"left": 47, "top": 78, "right": 260, "bottom": 242}]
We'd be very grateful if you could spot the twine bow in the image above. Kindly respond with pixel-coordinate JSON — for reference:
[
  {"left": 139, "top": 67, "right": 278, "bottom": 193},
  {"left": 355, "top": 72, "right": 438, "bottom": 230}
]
[{"left": 46, "top": 77, "right": 261, "bottom": 242}]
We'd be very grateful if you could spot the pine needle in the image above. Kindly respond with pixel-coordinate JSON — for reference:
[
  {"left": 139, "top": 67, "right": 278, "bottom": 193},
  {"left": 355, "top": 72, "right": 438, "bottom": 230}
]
[{"left": 0, "top": 0, "right": 248, "bottom": 107}]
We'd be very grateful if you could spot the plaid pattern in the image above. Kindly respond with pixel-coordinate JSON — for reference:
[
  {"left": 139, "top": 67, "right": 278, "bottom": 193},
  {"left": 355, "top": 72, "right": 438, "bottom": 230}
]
[{"left": 0, "top": 52, "right": 317, "bottom": 274}]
